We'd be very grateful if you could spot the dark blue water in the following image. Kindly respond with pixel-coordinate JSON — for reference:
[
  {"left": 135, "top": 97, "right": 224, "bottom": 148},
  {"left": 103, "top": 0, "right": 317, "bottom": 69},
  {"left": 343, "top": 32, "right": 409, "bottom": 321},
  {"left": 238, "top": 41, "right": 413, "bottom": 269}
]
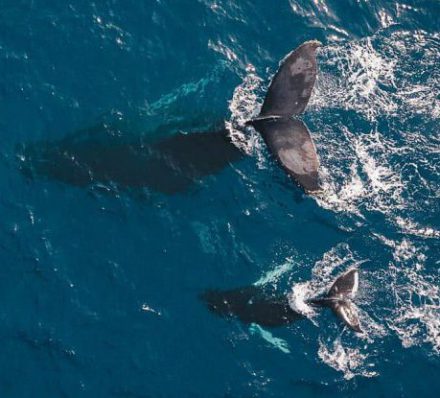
[{"left": 1, "top": 1, "right": 439, "bottom": 396}]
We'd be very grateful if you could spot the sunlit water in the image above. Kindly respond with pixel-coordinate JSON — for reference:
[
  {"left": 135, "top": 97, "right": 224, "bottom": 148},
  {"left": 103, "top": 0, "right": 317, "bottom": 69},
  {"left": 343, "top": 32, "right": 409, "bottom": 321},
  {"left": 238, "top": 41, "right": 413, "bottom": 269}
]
[{"left": 0, "top": 0, "right": 439, "bottom": 396}]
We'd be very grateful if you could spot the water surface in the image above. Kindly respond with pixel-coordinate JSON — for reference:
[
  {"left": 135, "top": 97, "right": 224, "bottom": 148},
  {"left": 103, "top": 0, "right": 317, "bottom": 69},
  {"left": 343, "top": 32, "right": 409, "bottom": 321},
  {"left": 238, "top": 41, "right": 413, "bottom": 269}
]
[{"left": 0, "top": 0, "right": 439, "bottom": 396}]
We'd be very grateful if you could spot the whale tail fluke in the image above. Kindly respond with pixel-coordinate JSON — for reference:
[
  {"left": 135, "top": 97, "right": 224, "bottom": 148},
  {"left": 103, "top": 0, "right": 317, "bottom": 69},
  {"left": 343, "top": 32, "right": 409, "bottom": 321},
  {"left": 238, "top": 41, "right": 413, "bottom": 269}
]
[
  {"left": 247, "top": 41, "right": 322, "bottom": 193},
  {"left": 307, "top": 269, "right": 363, "bottom": 333}
]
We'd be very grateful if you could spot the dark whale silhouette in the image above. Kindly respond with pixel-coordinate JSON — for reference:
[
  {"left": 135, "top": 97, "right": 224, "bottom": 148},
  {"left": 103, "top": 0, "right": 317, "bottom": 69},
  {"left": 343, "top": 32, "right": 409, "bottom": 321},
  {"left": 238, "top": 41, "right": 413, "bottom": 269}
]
[
  {"left": 17, "top": 40, "right": 322, "bottom": 194},
  {"left": 17, "top": 121, "right": 244, "bottom": 194},
  {"left": 201, "top": 269, "right": 362, "bottom": 333}
]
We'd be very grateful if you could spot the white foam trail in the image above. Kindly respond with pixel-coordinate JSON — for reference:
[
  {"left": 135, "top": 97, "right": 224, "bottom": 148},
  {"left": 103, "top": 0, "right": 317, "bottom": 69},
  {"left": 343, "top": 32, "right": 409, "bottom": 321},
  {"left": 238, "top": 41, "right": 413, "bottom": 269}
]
[
  {"left": 311, "top": 37, "right": 397, "bottom": 120},
  {"left": 311, "top": 31, "right": 440, "bottom": 120},
  {"left": 315, "top": 125, "right": 404, "bottom": 215},
  {"left": 395, "top": 217, "right": 440, "bottom": 239},
  {"left": 311, "top": 244, "right": 361, "bottom": 283},
  {"left": 310, "top": 30, "right": 439, "bottom": 218},
  {"left": 225, "top": 64, "right": 267, "bottom": 165}
]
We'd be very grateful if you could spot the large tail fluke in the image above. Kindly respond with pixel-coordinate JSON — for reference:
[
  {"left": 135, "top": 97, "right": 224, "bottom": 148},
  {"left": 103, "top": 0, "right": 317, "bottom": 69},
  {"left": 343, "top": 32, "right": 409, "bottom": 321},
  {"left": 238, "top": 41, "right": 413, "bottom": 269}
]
[{"left": 248, "top": 41, "right": 322, "bottom": 194}]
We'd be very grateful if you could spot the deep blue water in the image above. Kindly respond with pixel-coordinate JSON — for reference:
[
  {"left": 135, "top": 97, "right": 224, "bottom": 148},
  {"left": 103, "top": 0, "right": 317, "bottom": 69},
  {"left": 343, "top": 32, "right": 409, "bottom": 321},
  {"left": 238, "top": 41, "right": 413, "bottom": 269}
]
[{"left": 1, "top": 0, "right": 439, "bottom": 396}]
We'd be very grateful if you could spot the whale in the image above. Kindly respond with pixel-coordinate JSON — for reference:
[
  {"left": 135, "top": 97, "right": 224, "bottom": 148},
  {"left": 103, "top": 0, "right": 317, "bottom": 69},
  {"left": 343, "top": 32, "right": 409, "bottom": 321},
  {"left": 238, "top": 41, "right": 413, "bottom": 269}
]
[
  {"left": 201, "top": 268, "right": 362, "bottom": 333},
  {"left": 17, "top": 121, "right": 244, "bottom": 195},
  {"left": 17, "top": 40, "right": 322, "bottom": 194}
]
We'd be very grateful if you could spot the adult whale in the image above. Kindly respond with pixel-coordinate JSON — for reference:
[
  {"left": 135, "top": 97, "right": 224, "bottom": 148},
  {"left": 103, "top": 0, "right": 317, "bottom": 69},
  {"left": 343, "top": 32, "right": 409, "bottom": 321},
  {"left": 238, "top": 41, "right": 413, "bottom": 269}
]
[
  {"left": 17, "top": 121, "right": 244, "bottom": 195},
  {"left": 201, "top": 268, "right": 362, "bottom": 333},
  {"left": 17, "top": 41, "right": 322, "bottom": 194}
]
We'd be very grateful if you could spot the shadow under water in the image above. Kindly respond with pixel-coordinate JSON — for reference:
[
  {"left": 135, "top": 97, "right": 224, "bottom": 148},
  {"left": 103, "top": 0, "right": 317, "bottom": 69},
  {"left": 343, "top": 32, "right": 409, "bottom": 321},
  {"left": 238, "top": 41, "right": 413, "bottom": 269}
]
[{"left": 17, "top": 121, "right": 245, "bottom": 195}]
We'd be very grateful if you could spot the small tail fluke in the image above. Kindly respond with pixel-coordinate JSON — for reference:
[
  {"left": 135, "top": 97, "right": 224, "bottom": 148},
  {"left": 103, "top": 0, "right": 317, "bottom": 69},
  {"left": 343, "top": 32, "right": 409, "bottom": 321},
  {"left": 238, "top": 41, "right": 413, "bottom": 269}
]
[
  {"left": 308, "top": 269, "right": 363, "bottom": 333},
  {"left": 328, "top": 268, "right": 362, "bottom": 333}
]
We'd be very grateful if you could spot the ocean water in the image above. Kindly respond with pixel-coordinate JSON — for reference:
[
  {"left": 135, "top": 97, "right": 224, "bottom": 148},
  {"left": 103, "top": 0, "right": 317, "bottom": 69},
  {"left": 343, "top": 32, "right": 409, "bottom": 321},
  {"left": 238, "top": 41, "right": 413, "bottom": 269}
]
[{"left": 0, "top": 0, "right": 439, "bottom": 396}]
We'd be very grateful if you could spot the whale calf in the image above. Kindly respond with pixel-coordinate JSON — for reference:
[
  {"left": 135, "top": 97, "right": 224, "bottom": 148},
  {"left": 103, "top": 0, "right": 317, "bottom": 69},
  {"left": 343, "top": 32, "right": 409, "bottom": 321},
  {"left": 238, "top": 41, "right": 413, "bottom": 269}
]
[
  {"left": 201, "top": 268, "right": 362, "bottom": 333},
  {"left": 18, "top": 40, "right": 322, "bottom": 194}
]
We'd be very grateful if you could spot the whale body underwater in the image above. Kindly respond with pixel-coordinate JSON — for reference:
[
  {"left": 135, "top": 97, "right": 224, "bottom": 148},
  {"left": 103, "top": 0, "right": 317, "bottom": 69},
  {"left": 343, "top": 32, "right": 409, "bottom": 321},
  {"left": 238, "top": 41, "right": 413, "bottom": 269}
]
[
  {"left": 18, "top": 41, "right": 322, "bottom": 195},
  {"left": 202, "top": 268, "right": 363, "bottom": 333}
]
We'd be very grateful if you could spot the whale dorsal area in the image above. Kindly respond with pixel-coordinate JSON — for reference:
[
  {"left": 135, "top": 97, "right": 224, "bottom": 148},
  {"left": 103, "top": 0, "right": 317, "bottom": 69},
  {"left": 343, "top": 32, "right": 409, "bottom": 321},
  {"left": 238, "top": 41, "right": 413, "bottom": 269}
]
[
  {"left": 253, "top": 118, "right": 320, "bottom": 193},
  {"left": 259, "top": 41, "right": 321, "bottom": 118}
]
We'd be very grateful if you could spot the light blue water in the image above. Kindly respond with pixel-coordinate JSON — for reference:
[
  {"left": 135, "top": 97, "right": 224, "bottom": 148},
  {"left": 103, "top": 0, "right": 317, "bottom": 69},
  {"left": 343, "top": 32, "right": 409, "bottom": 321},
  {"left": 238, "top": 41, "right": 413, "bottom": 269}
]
[{"left": 0, "top": 1, "right": 439, "bottom": 396}]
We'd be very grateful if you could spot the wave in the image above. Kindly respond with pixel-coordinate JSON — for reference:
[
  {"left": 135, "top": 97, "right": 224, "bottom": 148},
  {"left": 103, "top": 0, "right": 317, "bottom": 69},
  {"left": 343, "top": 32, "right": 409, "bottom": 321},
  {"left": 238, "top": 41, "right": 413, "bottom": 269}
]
[{"left": 378, "top": 236, "right": 440, "bottom": 354}]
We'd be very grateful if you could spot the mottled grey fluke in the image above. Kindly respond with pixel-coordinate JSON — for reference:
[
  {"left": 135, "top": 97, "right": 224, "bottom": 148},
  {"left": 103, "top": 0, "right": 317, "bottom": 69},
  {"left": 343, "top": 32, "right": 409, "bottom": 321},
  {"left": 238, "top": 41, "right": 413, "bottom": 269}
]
[{"left": 249, "top": 40, "right": 322, "bottom": 193}]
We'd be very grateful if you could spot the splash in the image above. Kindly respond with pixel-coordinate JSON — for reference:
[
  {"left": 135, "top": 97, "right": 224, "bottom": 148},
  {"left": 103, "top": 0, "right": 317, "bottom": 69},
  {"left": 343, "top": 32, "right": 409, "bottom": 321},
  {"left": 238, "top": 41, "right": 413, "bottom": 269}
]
[
  {"left": 225, "top": 65, "right": 266, "bottom": 162},
  {"left": 310, "top": 31, "right": 440, "bottom": 120},
  {"left": 141, "top": 304, "right": 162, "bottom": 316},
  {"left": 311, "top": 244, "right": 361, "bottom": 284},
  {"left": 318, "top": 337, "right": 378, "bottom": 380},
  {"left": 311, "top": 37, "right": 397, "bottom": 120},
  {"left": 315, "top": 116, "right": 404, "bottom": 216},
  {"left": 386, "top": 238, "right": 440, "bottom": 354},
  {"left": 287, "top": 281, "right": 319, "bottom": 320},
  {"left": 310, "top": 30, "right": 439, "bottom": 218}
]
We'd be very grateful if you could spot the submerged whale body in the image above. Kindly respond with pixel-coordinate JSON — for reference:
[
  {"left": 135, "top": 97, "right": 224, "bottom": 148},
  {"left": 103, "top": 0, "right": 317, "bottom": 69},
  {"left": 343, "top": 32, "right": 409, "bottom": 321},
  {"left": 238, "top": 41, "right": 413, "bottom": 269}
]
[
  {"left": 201, "top": 269, "right": 362, "bottom": 333},
  {"left": 18, "top": 122, "right": 244, "bottom": 194}
]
